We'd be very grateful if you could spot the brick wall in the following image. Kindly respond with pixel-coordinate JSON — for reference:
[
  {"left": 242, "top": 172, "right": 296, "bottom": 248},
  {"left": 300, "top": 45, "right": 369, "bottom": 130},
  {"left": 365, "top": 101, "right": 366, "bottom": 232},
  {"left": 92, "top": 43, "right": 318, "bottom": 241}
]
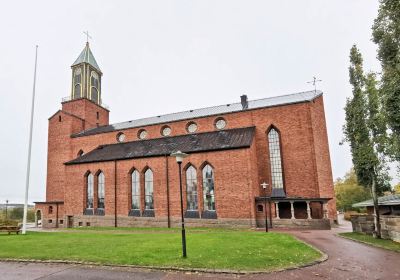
[{"left": 41, "top": 94, "right": 336, "bottom": 228}]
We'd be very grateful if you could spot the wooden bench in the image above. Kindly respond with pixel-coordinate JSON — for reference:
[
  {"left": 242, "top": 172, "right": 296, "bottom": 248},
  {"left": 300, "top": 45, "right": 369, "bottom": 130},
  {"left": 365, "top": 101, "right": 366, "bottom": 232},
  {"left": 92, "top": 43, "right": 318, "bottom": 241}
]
[{"left": 0, "top": 226, "right": 21, "bottom": 234}]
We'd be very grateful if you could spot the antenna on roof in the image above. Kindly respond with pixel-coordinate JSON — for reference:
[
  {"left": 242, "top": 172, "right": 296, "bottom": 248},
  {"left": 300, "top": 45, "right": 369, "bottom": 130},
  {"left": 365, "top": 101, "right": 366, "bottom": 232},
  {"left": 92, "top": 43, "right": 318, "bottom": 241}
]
[{"left": 307, "top": 76, "right": 322, "bottom": 93}]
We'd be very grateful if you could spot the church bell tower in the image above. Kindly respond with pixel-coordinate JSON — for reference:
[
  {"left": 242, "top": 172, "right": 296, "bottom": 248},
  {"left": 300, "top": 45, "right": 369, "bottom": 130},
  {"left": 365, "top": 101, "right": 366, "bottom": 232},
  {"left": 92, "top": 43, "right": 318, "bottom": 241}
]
[
  {"left": 60, "top": 40, "right": 109, "bottom": 131},
  {"left": 70, "top": 42, "right": 102, "bottom": 105}
]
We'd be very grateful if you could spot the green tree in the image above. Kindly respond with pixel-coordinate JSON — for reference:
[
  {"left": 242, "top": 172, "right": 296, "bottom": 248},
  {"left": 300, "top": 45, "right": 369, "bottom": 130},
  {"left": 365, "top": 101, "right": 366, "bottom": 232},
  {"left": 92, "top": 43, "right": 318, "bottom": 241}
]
[
  {"left": 8, "top": 207, "right": 23, "bottom": 220},
  {"left": 335, "top": 169, "right": 371, "bottom": 211},
  {"left": 343, "top": 45, "right": 390, "bottom": 238},
  {"left": 372, "top": 0, "right": 400, "bottom": 162}
]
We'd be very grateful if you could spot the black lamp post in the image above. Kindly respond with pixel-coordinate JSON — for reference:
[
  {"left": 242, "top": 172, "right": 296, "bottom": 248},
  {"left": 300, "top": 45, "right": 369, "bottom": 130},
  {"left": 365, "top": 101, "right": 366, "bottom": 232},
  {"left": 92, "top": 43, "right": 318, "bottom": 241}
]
[
  {"left": 171, "top": 151, "right": 189, "bottom": 258},
  {"left": 5, "top": 200, "right": 9, "bottom": 220},
  {"left": 261, "top": 182, "right": 269, "bottom": 232}
]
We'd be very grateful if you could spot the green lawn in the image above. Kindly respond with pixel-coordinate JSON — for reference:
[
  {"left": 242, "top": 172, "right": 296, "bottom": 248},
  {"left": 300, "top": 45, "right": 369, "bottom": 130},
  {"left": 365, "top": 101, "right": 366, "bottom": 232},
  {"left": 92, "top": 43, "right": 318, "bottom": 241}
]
[
  {"left": 0, "top": 229, "right": 321, "bottom": 272},
  {"left": 339, "top": 232, "right": 400, "bottom": 253}
]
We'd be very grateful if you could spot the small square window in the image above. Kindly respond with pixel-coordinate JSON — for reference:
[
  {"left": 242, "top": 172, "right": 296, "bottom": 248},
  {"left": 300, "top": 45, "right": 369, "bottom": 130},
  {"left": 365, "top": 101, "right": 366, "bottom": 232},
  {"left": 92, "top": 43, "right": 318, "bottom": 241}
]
[
  {"left": 59, "top": 220, "right": 64, "bottom": 224},
  {"left": 257, "top": 205, "right": 263, "bottom": 212},
  {"left": 78, "top": 222, "right": 83, "bottom": 227},
  {"left": 48, "top": 219, "right": 52, "bottom": 224},
  {"left": 86, "top": 222, "right": 91, "bottom": 227}
]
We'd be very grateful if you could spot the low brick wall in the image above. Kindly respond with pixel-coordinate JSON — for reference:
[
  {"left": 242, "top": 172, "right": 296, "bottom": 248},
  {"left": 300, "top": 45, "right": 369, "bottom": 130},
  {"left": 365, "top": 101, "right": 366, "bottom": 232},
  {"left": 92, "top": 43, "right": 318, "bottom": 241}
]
[{"left": 351, "top": 215, "right": 400, "bottom": 243}]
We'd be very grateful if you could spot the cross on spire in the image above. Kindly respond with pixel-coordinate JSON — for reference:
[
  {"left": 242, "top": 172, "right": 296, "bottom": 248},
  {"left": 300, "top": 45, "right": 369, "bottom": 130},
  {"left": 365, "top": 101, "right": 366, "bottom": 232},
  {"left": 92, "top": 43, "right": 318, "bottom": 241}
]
[
  {"left": 307, "top": 76, "right": 322, "bottom": 92},
  {"left": 83, "top": 31, "right": 92, "bottom": 43}
]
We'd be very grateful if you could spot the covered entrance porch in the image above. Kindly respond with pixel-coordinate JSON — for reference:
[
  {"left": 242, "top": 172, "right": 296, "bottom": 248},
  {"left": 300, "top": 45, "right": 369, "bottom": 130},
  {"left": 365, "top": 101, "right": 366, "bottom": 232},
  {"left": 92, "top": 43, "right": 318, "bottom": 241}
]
[{"left": 255, "top": 197, "right": 331, "bottom": 229}]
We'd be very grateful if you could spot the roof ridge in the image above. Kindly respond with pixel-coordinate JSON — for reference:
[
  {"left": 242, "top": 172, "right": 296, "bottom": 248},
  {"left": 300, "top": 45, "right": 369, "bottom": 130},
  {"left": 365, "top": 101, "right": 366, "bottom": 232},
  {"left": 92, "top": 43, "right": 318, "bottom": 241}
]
[
  {"left": 115, "top": 90, "right": 321, "bottom": 126},
  {"left": 71, "top": 90, "right": 323, "bottom": 138}
]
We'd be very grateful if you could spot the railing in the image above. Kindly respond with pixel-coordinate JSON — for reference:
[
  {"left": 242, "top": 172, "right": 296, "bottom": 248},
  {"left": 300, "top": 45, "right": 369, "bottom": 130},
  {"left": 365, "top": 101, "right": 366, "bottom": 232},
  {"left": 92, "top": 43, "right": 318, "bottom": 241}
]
[{"left": 62, "top": 96, "right": 109, "bottom": 110}]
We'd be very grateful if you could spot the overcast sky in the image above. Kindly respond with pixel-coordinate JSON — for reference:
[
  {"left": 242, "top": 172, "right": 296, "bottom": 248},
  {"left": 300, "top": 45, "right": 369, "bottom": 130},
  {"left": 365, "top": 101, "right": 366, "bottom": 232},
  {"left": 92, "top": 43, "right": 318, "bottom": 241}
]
[{"left": 0, "top": 0, "right": 397, "bottom": 203}]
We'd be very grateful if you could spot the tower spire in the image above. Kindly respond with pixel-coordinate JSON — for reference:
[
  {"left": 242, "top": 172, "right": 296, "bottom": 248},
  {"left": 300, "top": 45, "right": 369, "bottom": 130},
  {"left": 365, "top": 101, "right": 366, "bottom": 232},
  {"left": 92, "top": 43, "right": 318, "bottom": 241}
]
[{"left": 70, "top": 39, "right": 102, "bottom": 104}]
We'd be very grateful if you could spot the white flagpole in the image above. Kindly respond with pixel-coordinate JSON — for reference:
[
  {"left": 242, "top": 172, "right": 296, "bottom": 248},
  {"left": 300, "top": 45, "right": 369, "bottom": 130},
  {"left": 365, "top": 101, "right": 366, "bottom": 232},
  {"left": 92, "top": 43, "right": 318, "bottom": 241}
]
[{"left": 22, "top": 45, "right": 38, "bottom": 234}]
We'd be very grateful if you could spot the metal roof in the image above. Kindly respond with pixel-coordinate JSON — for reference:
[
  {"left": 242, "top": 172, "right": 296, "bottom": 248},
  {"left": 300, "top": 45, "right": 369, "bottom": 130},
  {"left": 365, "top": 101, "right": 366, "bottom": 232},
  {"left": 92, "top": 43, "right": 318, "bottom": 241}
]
[
  {"left": 66, "top": 126, "right": 255, "bottom": 165},
  {"left": 352, "top": 194, "right": 400, "bottom": 207},
  {"left": 72, "top": 90, "right": 322, "bottom": 138},
  {"left": 72, "top": 42, "right": 101, "bottom": 72}
]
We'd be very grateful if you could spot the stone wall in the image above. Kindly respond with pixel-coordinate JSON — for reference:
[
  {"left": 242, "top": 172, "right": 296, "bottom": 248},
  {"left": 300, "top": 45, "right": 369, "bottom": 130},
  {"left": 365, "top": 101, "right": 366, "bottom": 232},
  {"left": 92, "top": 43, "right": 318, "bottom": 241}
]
[
  {"left": 58, "top": 215, "right": 254, "bottom": 229},
  {"left": 351, "top": 215, "right": 400, "bottom": 243},
  {"left": 271, "top": 218, "right": 331, "bottom": 230}
]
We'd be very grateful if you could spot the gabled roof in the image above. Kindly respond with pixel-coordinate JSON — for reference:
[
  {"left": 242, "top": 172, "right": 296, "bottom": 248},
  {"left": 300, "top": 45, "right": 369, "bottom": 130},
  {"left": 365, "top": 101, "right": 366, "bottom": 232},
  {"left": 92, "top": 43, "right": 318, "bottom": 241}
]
[
  {"left": 66, "top": 126, "right": 255, "bottom": 165},
  {"left": 352, "top": 194, "right": 400, "bottom": 207},
  {"left": 72, "top": 42, "right": 101, "bottom": 72},
  {"left": 72, "top": 90, "right": 322, "bottom": 138}
]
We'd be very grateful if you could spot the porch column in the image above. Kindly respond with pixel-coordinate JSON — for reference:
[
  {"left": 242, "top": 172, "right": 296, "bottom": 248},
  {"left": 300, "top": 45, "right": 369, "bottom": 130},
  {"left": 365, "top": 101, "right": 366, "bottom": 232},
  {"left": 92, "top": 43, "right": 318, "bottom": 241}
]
[
  {"left": 275, "top": 202, "right": 280, "bottom": 219},
  {"left": 306, "top": 201, "right": 311, "bottom": 219},
  {"left": 322, "top": 202, "right": 328, "bottom": 219},
  {"left": 290, "top": 201, "right": 295, "bottom": 219}
]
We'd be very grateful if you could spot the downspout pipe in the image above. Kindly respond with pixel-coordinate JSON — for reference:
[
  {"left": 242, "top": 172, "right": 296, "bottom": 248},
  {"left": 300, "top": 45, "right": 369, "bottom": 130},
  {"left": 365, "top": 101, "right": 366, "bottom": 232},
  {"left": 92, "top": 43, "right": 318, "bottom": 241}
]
[
  {"left": 165, "top": 154, "right": 171, "bottom": 228},
  {"left": 56, "top": 203, "right": 59, "bottom": 228},
  {"left": 114, "top": 160, "right": 117, "bottom": 227}
]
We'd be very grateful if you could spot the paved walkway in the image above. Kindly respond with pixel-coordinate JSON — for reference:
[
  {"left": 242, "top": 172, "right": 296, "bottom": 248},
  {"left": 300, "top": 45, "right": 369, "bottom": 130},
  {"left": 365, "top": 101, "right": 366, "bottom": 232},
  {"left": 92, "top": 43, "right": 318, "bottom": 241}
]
[{"left": 1, "top": 219, "right": 399, "bottom": 280}]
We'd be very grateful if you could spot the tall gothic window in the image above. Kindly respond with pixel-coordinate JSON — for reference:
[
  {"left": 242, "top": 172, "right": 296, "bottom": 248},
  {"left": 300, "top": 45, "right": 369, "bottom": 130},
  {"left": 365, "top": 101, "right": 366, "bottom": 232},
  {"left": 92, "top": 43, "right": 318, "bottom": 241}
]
[
  {"left": 202, "top": 165, "right": 215, "bottom": 211},
  {"left": 131, "top": 170, "right": 140, "bottom": 210},
  {"left": 73, "top": 68, "right": 82, "bottom": 99},
  {"left": 90, "top": 71, "right": 99, "bottom": 103},
  {"left": 268, "top": 128, "right": 284, "bottom": 189},
  {"left": 144, "top": 169, "right": 154, "bottom": 210},
  {"left": 87, "top": 173, "right": 94, "bottom": 209},
  {"left": 186, "top": 166, "right": 198, "bottom": 210},
  {"left": 97, "top": 172, "right": 105, "bottom": 209}
]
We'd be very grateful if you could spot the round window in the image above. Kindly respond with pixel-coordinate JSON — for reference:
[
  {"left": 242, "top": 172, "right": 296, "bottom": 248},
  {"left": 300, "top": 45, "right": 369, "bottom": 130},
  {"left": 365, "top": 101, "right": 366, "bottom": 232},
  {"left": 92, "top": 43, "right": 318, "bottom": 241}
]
[
  {"left": 161, "top": 126, "right": 171, "bottom": 136},
  {"left": 116, "top": 132, "right": 125, "bottom": 143},
  {"left": 215, "top": 118, "right": 227, "bottom": 130},
  {"left": 138, "top": 129, "right": 148, "bottom": 139},
  {"left": 187, "top": 122, "right": 198, "bottom": 133}
]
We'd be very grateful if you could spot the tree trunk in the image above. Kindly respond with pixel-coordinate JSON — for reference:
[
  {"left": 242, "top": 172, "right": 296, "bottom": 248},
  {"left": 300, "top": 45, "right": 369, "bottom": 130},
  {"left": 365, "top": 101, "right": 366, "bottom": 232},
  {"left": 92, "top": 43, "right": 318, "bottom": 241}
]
[{"left": 371, "top": 176, "right": 381, "bottom": 238}]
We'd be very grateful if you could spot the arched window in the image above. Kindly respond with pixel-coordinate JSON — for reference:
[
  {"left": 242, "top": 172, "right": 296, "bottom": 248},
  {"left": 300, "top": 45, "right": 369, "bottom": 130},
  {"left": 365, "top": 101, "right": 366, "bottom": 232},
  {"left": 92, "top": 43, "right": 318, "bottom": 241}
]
[
  {"left": 90, "top": 71, "right": 99, "bottom": 103},
  {"left": 97, "top": 172, "right": 105, "bottom": 209},
  {"left": 202, "top": 165, "right": 215, "bottom": 211},
  {"left": 48, "top": 206, "right": 53, "bottom": 214},
  {"left": 131, "top": 170, "right": 140, "bottom": 210},
  {"left": 186, "top": 166, "right": 198, "bottom": 210},
  {"left": 268, "top": 128, "right": 284, "bottom": 192},
  {"left": 144, "top": 169, "right": 154, "bottom": 210},
  {"left": 87, "top": 173, "right": 94, "bottom": 209},
  {"left": 73, "top": 68, "right": 81, "bottom": 99}
]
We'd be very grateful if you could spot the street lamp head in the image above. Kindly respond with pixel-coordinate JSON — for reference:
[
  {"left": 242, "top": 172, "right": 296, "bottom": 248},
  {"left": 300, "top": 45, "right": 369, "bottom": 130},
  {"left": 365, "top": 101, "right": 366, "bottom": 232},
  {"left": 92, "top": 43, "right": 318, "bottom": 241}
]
[
  {"left": 261, "top": 182, "right": 269, "bottom": 190},
  {"left": 170, "top": 151, "right": 188, "bottom": 163}
]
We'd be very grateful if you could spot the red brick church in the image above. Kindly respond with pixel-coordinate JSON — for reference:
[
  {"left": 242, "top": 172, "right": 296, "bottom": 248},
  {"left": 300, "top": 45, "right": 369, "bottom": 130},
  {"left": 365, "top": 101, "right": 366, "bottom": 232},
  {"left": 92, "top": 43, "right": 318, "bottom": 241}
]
[{"left": 35, "top": 43, "right": 337, "bottom": 229}]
